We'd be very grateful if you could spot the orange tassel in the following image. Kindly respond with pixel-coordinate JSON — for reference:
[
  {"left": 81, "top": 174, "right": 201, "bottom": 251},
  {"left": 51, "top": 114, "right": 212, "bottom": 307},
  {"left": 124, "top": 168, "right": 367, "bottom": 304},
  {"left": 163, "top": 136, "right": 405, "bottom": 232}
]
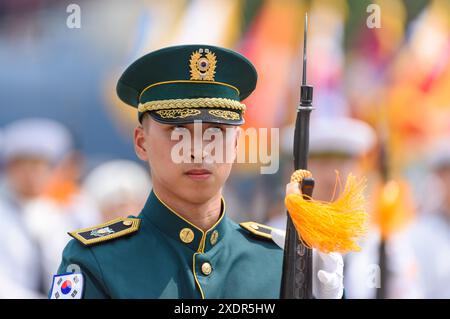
[{"left": 285, "top": 170, "right": 368, "bottom": 253}]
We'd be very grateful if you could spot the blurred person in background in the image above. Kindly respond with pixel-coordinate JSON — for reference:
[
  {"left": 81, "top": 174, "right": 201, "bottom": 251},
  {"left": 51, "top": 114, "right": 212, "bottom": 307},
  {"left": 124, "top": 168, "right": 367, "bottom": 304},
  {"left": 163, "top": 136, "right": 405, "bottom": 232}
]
[
  {"left": 317, "top": 119, "right": 421, "bottom": 299},
  {"left": 82, "top": 159, "right": 151, "bottom": 222},
  {"left": 23, "top": 170, "right": 100, "bottom": 293},
  {"left": 20, "top": 129, "right": 101, "bottom": 294},
  {"left": 0, "top": 118, "right": 73, "bottom": 298},
  {"left": 409, "top": 142, "right": 450, "bottom": 298}
]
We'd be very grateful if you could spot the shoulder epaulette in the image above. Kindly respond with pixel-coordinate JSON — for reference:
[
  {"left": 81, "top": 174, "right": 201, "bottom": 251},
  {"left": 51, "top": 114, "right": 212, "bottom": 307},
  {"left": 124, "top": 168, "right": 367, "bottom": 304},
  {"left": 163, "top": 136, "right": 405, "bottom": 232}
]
[
  {"left": 68, "top": 217, "right": 140, "bottom": 246},
  {"left": 239, "top": 221, "right": 277, "bottom": 241}
]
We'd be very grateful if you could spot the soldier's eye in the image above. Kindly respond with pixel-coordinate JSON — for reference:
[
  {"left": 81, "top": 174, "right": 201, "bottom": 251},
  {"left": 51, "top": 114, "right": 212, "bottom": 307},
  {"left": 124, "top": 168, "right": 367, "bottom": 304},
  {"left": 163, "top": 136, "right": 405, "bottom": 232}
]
[
  {"left": 171, "top": 125, "right": 189, "bottom": 134},
  {"left": 208, "top": 127, "right": 222, "bottom": 132}
]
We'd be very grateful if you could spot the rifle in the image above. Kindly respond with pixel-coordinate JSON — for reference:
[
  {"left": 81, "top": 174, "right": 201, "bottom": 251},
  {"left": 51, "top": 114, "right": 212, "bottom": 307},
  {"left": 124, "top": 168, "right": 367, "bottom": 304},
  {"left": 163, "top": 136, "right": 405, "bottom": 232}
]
[{"left": 280, "top": 13, "right": 315, "bottom": 299}]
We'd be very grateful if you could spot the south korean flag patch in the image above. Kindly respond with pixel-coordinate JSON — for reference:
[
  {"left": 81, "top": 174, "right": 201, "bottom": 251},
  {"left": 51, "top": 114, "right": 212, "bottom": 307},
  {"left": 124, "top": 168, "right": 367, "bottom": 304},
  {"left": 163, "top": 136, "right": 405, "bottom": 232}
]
[{"left": 50, "top": 273, "right": 84, "bottom": 299}]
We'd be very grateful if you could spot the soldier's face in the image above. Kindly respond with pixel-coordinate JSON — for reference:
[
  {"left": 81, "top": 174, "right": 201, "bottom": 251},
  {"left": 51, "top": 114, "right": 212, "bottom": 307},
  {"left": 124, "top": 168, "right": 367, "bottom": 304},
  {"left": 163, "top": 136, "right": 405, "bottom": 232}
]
[
  {"left": 6, "top": 156, "right": 53, "bottom": 199},
  {"left": 308, "top": 155, "right": 360, "bottom": 202},
  {"left": 134, "top": 116, "right": 240, "bottom": 203}
]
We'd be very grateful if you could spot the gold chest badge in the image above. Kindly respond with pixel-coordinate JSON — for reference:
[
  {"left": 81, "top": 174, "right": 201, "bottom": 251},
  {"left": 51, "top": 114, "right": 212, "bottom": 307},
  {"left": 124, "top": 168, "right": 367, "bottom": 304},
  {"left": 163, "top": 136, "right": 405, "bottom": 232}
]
[{"left": 189, "top": 48, "right": 217, "bottom": 81}]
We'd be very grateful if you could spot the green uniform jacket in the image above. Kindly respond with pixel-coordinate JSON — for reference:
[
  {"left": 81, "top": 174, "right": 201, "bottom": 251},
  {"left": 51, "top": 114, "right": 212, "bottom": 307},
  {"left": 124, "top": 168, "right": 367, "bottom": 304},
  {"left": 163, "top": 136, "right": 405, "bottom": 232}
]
[{"left": 54, "top": 191, "right": 283, "bottom": 298}]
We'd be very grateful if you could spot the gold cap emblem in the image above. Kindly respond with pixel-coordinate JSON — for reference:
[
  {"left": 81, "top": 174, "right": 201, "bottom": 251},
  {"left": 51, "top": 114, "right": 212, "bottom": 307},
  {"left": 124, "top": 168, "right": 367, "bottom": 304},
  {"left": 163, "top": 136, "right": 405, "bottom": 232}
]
[{"left": 189, "top": 48, "right": 217, "bottom": 81}]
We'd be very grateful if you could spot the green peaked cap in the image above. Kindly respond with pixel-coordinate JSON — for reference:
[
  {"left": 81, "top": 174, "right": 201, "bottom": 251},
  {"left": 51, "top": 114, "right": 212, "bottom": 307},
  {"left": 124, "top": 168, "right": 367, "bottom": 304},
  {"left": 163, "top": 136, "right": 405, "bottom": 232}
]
[{"left": 116, "top": 44, "right": 257, "bottom": 125}]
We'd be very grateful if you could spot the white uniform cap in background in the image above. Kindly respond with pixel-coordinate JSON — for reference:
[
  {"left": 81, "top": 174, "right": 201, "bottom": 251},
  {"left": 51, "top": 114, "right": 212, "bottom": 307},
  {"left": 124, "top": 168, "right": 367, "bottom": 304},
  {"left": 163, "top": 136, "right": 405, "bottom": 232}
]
[
  {"left": 2, "top": 118, "right": 73, "bottom": 164},
  {"left": 281, "top": 117, "right": 376, "bottom": 157},
  {"left": 83, "top": 160, "right": 152, "bottom": 209}
]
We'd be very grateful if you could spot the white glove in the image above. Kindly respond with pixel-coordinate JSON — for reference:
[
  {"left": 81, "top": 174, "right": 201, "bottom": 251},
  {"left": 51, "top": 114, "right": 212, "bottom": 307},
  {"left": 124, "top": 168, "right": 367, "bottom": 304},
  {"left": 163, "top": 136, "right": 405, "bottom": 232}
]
[
  {"left": 313, "top": 250, "right": 344, "bottom": 299},
  {"left": 271, "top": 228, "right": 344, "bottom": 299}
]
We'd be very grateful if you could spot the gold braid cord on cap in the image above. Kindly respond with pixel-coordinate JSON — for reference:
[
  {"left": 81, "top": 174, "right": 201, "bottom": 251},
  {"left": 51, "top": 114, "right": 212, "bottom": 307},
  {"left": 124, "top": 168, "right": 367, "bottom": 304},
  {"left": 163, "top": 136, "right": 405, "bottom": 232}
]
[{"left": 138, "top": 97, "right": 246, "bottom": 113}]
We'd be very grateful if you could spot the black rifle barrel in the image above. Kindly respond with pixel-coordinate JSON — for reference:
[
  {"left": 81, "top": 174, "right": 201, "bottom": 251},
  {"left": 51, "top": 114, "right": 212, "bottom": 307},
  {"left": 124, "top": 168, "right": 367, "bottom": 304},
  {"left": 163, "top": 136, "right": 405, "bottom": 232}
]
[{"left": 280, "top": 13, "right": 315, "bottom": 299}]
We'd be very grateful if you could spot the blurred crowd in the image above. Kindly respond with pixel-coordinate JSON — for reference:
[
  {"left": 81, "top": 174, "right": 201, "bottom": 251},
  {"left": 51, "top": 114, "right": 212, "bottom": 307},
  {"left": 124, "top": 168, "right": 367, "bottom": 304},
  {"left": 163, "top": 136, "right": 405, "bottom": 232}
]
[
  {"left": 1, "top": 0, "right": 450, "bottom": 299},
  {"left": 0, "top": 118, "right": 152, "bottom": 297}
]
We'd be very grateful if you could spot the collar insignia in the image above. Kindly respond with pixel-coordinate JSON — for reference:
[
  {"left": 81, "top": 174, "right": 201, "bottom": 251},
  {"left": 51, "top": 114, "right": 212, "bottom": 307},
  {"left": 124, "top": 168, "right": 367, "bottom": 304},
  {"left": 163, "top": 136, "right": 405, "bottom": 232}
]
[{"left": 69, "top": 217, "right": 140, "bottom": 246}]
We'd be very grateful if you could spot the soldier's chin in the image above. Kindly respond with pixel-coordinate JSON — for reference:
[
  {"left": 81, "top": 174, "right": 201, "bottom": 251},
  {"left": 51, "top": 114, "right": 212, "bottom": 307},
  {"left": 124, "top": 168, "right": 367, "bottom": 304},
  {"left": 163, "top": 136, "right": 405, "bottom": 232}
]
[{"left": 181, "top": 187, "right": 220, "bottom": 205}]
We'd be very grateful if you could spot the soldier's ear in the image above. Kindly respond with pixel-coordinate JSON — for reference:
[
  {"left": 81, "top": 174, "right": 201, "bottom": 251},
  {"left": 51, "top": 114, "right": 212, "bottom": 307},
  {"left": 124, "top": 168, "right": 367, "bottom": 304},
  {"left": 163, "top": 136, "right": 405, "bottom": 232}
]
[
  {"left": 234, "top": 127, "right": 242, "bottom": 150},
  {"left": 134, "top": 125, "right": 148, "bottom": 161}
]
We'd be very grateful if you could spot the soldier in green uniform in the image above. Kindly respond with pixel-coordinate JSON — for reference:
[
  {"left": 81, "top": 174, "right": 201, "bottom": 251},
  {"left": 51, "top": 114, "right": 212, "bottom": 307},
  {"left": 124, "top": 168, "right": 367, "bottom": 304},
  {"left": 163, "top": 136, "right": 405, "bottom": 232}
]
[{"left": 50, "top": 45, "right": 343, "bottom": 299}]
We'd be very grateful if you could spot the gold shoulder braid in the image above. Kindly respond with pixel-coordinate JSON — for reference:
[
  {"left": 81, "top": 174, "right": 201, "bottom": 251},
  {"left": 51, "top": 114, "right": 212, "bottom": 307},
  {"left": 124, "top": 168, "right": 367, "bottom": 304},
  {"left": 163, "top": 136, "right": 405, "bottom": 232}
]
[
  {"left": 69, "top": 217, "right": 140, "bottom": 246},
  {"left": 239, "top": 221, "right": 277, "bottom": 240}
]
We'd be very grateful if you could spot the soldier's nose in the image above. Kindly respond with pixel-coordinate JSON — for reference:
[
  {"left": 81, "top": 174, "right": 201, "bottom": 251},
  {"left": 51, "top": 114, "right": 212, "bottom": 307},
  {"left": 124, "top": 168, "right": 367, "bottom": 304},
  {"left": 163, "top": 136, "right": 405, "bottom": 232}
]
[{"left": 191, "top": 149, "right": 209, "bottom": 162}]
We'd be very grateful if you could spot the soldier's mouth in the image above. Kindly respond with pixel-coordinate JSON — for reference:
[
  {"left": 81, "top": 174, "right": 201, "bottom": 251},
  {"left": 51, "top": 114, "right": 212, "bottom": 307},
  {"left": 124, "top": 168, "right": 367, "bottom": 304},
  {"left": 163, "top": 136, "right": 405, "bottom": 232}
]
[{"left": 184, "top": 169, "right": 212, "bottom": 180}]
